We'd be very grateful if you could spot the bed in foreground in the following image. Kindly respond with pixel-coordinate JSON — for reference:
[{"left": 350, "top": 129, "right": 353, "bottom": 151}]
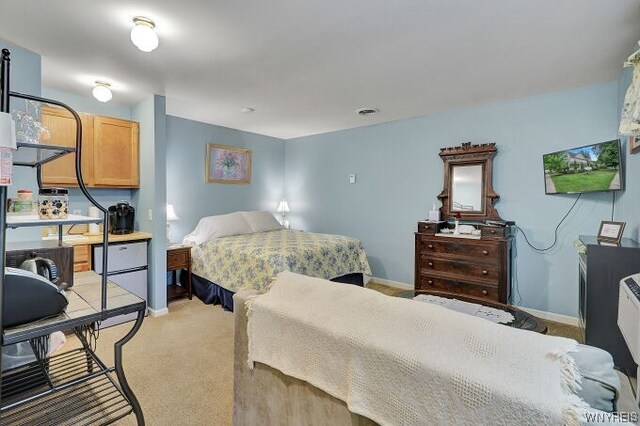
[{"left": 183, "top": 212, "right": 372, "bottom": 311}]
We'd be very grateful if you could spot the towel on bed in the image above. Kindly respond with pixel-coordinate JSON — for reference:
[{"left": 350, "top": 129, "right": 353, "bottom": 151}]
[{"left": 247, "top": 271, "right": 596, "bottom": 426}]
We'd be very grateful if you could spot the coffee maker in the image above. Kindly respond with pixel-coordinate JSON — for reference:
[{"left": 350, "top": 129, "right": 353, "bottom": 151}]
[{"left": 108, "top": 201, "right": 135, "bottom": 234}]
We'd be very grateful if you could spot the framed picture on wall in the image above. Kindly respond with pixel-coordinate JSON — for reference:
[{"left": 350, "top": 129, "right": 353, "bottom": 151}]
[
  {"left": 630, "top": 135, "right": 640, "bottom": 155},
  {"left": 206, "top": 144, "right": 252, "bottom": 184},
  {"left": 597, "top": 220, "right": 626, "bottom": 245}
]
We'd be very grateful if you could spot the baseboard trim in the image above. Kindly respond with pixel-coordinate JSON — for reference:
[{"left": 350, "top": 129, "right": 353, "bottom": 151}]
[
  {"left": 149, "top": 307, "right": 169, "bottom": 317},
  {"left": 519, "top": 307, "right": 579, "bottom": 326},
  {"left": 370, "top": 277, "right": 414, "bottom": 290}
]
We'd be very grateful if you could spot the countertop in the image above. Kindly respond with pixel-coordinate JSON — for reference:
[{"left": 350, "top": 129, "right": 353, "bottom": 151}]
[{"left": 42, "top": 231, "right": 153, "bottom": 246}]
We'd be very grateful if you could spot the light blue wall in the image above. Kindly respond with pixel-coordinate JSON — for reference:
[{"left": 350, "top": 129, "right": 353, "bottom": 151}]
[
  {"left": 131, "top": 95, "right": 167, "bottom": 311},
  {"left": 165, "top": 116, "right": 285, "bottom": 242},
  {"left": 285, "top": 81, "right": 620, "bottom": 317},
  {"left": 615, "top": 66, "right": 640, "bottom": 241}
]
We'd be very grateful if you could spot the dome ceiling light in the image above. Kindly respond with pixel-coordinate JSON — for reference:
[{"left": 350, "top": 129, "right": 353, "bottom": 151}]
[
  {"left": 130, "top": 16, "right": 159, "bottom": 52},
  {"left": 92, "top": 81, "right": 112, "bottom": 103}
]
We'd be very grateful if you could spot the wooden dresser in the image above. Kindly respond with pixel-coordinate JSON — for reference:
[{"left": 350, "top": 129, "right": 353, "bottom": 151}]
[{"left": 414, "top": 221, "right": 514, "bottom": 304}]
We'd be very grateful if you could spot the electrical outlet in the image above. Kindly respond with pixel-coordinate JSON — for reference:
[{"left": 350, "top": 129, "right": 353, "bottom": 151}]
[
  {"left": 349, "top": 174, "right": 356, "bottom": 184},
  {"left": 148, "top": 209, "right": 153, "bottom": 221}
]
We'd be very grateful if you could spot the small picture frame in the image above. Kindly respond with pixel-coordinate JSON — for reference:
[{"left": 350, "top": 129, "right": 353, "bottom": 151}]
[
  {"left": 597, "top": 220, "right": 626, "bottom": 245},
  {"left": 630, "top": 135, "right": 640, "bottom": 155}
]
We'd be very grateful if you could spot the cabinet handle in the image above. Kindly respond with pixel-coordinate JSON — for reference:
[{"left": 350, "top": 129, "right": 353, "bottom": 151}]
[
  {"left": 482, "top": 250, "right": 488, "bottom": 255},
  {"left": 482, "top": 290, "right": 488, "bottom": 295},
  {"left": 427, "top": 244, "right": 434, "bottom": 249},
  {"left": 490, "top": 230, "right": 496, "bottom": 234},
  {"left": 428, "top": 280, "right": 434, "bottom": 285},
  {"left": 118, "top": 247, "right": 128, "bottom": 251},
  {"left": 482, "top": 270, "right": 488, "bottom": 275},
  {"left": 428, "top": 262, "right": 433, "bottom": 267}
]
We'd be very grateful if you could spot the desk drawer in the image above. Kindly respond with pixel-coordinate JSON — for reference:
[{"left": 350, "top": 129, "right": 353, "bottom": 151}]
[
  {"left": 417, "top": 275, "right": 498, "bottom": 301},
  {"left": 418, "top": 256, "right": 499, "bottom": 282},
  {"left": 418, "top": 236, "right": 500, "bottom": 264}
]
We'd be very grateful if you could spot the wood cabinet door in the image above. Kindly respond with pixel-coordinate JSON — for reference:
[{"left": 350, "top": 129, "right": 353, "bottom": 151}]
[
  {"left": 41, "top": 107, "right": 94, "bottom": 187},
  {"left": 93, "top": 116, "right": 140, "bottom": 188}
]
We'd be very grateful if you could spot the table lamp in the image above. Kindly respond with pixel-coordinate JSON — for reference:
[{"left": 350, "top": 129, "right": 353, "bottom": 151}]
[
  {"left": 276, "top": 198, "right": 290, "bottom": 229},
  {"left": 166, "top": 204, "right": 180, "bottom": 244}
]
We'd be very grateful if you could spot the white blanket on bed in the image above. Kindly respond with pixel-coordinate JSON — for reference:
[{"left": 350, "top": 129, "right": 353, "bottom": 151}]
[{"left": 247, "top": 272, "right": 592, "bottom": 426}]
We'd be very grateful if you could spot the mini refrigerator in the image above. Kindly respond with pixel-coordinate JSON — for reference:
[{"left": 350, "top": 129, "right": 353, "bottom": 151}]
[{"left": 93, "top": 241, "right": 148, "bottom": 328}]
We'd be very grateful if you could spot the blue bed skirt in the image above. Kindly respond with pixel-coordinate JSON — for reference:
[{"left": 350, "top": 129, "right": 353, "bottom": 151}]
[{"left": 183, "top": 272, "right": 365, "bottom": 312}]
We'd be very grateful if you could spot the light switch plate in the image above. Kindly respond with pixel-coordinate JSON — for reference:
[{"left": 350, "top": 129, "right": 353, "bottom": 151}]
[
  {"left": 148, "top": 209, "right": 153, "bottom": 221},
  {"left": 349, "top": 173, "right": 356, "bottom": 184}
]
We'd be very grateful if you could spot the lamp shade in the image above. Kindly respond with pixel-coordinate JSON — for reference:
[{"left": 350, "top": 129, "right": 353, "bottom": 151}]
[
  {"left": 0, "top": 112, "right": 17, "bottom": 149},
  {"left": 166, "top": 204, "right": 180, "bottom": 221},
  {"left": 276, "top": 199, "right": 290, "bottom": 214}
]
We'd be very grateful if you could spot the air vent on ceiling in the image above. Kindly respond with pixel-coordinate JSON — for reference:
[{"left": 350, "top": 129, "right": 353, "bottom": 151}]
[{"left": 356, "top": 107, "right": 379, "bottom": 116}]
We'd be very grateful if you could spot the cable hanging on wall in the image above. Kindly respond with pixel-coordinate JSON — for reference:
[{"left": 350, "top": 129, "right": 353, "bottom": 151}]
[{"left": 515, "top": 193, "right": 582, "bottom": 253}]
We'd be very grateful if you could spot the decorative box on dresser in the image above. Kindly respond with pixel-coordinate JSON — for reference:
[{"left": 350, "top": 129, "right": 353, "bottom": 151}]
[{"left": 415, "top": 222, "right": 513, "bottom": 303}]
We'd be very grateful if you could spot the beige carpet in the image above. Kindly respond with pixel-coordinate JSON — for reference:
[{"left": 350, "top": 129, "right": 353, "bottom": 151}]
[
  {"left": 66, "top": 283, "right": 630, "bottom": 425},
  {"left": 81, "top": 298, "right": 235, "bottom": 425}
]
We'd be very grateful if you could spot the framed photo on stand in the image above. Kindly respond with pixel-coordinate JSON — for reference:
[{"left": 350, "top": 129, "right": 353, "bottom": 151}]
[
  {"left": 597, "top": 221, "right": 626, "bottom": 245},
  {"left": 630, "top": 135, "right": 640, "bottom": 155}
]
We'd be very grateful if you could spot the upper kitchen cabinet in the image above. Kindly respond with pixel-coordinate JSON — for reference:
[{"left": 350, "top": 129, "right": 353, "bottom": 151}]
[
  {"left": 92, "top": 116, "right": 139, "bottom": 188},
  {"left": 41, "top": 107, "right": 94, "bottom": 187},
  {"left": 41, "top": 110, "right": 140, "bottom": 188}
]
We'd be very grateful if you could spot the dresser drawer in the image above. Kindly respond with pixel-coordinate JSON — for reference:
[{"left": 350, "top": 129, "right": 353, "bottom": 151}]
[
  {"left": 417, "top": 275, "right": 499, "bottom": 301},
  {"left": 417, "top": 222, "right": 439, "bottom": 235},
  {"left": 480, "top": 226, "right": 510, "bottom": 239},
  {"left": 167, "top": 249, "right": 189, "bottom": 269},
  {"left": 417, "top": 256, "right": 500, "bottom": 282},
  {"left": 418, "top": 236, "right": 500, "bottom": 264}
]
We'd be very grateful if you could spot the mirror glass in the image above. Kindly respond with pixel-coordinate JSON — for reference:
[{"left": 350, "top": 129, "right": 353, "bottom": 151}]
[{"left": 451, "top": 164, "right": 483, "bottom": 212}]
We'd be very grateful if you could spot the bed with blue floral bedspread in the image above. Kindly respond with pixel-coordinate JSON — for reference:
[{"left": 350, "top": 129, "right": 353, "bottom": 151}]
[{"left": 187, "top": 229, "right": 372, "bottom": 310}]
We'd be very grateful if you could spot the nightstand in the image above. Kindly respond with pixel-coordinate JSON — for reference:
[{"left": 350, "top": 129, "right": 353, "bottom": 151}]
[{"left": 167, "top": 245, "right": 192, "bottom": 301}]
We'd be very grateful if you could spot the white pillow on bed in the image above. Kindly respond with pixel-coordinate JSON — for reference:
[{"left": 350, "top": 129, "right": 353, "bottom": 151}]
[
  {"left": 183, "top": 212, "right": 252, "bottom": 245},
  {"left": 241, "top": 211, "right": 283, "bottom": 233}
]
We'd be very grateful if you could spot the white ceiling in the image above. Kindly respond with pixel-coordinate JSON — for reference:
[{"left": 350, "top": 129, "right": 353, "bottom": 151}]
[{"left": 0, "top": 0, "right": 638, "bottom": 139}]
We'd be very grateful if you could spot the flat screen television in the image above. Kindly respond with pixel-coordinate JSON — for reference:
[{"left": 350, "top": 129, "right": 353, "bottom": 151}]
[{"left": 543, "top": 139, "right": 623, "bottom": 194}]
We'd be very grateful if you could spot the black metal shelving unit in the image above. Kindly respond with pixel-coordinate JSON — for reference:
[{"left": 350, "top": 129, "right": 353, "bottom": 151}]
[{"left": 0, "top": 48, "right": 146, "bottom": 425}]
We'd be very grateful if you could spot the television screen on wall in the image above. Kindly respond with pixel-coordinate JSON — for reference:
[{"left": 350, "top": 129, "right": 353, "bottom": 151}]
[{"left": 543, "top": 139, "right": 623, "bottom": 194}]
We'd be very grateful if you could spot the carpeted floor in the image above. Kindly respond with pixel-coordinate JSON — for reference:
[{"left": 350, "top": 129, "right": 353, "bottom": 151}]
[{"left": 71, "top": 282, "right": 630, "bottom": 425}]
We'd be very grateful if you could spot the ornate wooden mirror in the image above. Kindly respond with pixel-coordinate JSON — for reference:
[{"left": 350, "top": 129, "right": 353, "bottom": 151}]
[{"left": 437, "top": 142, "right": 502, "bottom": 221}]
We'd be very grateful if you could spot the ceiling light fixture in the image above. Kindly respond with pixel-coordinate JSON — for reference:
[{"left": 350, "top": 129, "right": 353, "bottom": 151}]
[
  {"left": 92, "top": 81, "right": 112, "bottom": 103},
  {"left": 356, "top": 107, "right": 380, "bottom": 116},
  {"left": 241, "top": 107, "right": 256, "bottom": 113},
  {"left": 130, "top": 16, "right": 159, "bottom": 52}
]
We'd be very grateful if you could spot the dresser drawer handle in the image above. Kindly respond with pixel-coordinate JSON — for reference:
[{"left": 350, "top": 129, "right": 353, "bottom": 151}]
[
  {"left": 428, "top": 262, "right": 433, "bottom": 267},
  {"left": 490, "top": 230, "right": 496, "bottom": 234},
  {"left": 482, "top": 250, "right": 488, "bottom": 255},
  {"left": 427, "top": 244, "right": 434, "bottom": 249},
  {"left": 428, "top": 280, "right": 434, "bottom": 285},
  {"left": 482, "top": 270, "right": 488, "bottom": 275},
  {"left": 482, "top": 290, "right": 488, "bottom": 295}
]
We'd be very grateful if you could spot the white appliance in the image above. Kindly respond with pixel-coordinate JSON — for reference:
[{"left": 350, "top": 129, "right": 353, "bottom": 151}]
[
  {"left": 93, "top": 241, "right": 148, "bottom": 328},
  {"left": 617, "top": 273, "right": 640, "bottom": 406}
]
